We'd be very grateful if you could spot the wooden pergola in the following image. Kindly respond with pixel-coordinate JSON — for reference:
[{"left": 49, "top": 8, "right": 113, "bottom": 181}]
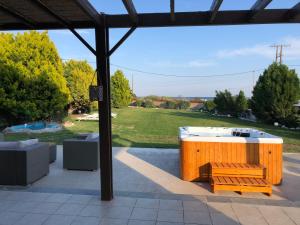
[{"left": 0, "top": 0, "right": 299, "bottom": 201}]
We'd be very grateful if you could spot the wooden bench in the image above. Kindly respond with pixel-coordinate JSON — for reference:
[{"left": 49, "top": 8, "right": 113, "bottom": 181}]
[{"left": 210, "top": 163, "right": 272, "bottom": 196}]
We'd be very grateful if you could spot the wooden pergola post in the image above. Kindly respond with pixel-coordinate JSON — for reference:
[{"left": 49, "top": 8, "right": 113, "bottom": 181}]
[{"left": 95, "top": 23, "right": 113, "bottom": 201}]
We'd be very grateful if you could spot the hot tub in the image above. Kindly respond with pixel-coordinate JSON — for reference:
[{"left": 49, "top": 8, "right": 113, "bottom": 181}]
[{"left": 179, "top": 127, "right": 283, "bottom": 185}]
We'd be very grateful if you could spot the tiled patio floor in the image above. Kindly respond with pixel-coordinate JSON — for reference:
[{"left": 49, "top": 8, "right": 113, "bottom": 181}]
[
  {"left": 0, "top": 147, "right": 299, "bottom": 225},
  {"left": 0, "top": 190, "right": 299, "bottom": 225}
]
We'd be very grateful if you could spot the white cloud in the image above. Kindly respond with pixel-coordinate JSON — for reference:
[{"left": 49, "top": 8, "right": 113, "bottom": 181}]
[
  {"left": 216, "top": 36, "right": 300, "bottom": 60},
  {"left": 217, "top": 44, "right": 273, "bottom": 58},
  {"left": 149, "top": 59, "right": 216, "bottom": 68}
]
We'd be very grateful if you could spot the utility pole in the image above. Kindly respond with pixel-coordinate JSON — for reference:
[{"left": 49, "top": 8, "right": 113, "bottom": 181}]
[
  {"left": 252, "top": 70, "right": 255, "bottom": 89},
  {"left": 270, "top": 44, "right": 290, "bottom": 64}
]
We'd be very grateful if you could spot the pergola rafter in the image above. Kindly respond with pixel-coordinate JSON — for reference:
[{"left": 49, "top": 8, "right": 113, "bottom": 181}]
[
  {"left": 28, "top": 0, "right": 96, "bottom": 55},
  {"left": 287, "top": 2, "right": 300, "bottom": 21},
  {"left": 0, "top": 3, "right": 35, "bottom": 29},
  {"left": 73, "top": 0, "right": 102, "bottom": 26},
  {"left": 209, "top": 0, "right": 223, "bottom": 23},
  {"left": 170, "top": 0, "right": 175, "bottom": 21},
  {"left": 121, "top": 0, "right": 138, "bottom": 24},
  {"left": 0, "top": 0, "right": 299, "bottom": 202},
  {"left": 250, "top": 0, "right": 273, "bottom": 19}
]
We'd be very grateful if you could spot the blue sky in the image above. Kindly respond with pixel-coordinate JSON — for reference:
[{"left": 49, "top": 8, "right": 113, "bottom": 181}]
[{"left": 27, "top": 1, "right": 300, "bottom": 97}]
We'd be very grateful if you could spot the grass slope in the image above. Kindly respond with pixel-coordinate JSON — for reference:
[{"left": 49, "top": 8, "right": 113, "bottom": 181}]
[{"left": 4, "top": 108, "right": 300, "bottom": 152}]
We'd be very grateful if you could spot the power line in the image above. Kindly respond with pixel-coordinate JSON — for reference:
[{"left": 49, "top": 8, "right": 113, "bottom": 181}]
[
  {"left": 110, "top": 63, "right": 264, "bottom": 78},
  {"left": 61, "top": 58, "right": 300, "bottom": 79}
]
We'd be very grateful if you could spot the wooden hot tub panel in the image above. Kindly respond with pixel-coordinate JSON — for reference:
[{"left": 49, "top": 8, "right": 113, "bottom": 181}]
[{"left": 180, "top": 141, "right": 282, "bottom": 185}]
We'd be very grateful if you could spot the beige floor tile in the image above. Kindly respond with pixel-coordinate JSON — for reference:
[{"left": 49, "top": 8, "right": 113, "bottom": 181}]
[
  {"left": 55, "top": 203, "right": 86, "bottom": 215},
  {"left": 103, "top": 206, "right": 133, "bottom": 219},
  {"left": 157, "top": 209, "right": 184, "bottom": 223},
  {"left": 282, "top": 206, "right": 300, "bottom": 225},
  {"left": 210, "top": 212, "right": 239, "bottom": 225},
  {"left": 43, "top": 214, "right": 75, "bottom": 225},
  {"left": 183, "top": 211, "right": 211, "bottom": 224},
  {"left": 131, "top": 208, "right": 158, "bottom": 220},
  {"left": 258, "top": 205, "right": 296, "bottom": 225},
  {"left": 128, "top": 219, "right": 156, "bottom": 225},
  {"left": 0, "top": 212, "right": 25, "bottom": 225},
  {"left": 100, "top": 218, "right": 128, "bottom": 225},
  {"left": 183, "top": 201, "right": 208, "bottom": 212},
  {"left": 136, "top": 198, "right": 160, "bottom": 209},
  {"left": 14, "top": 213, "right": 49, "bottom": 225},
  {"left": 159, "top": 200, "right": 183, "bottom": 210},
  {"left": 71, "top": 216, "right": 101, "bottom": 225}
]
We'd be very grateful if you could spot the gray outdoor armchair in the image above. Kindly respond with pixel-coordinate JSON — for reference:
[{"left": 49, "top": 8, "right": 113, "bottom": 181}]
[
  {"left": 0, "top": 141, "right": 49, "bottom": 186},
  {"left": 63, "top": 133, "right": 99, "bottom": 171}
]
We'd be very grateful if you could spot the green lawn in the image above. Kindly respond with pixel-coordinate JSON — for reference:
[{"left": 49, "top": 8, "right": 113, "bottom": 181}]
[{"left": 4, "top": 108, "right": 300, "bottom": 152}]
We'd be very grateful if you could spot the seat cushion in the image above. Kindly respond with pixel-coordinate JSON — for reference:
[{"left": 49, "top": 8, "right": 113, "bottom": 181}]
[
  {"left": 85, "top": 133, "right": 99, "bottom": 141},
  {"left": 18, "top": 139, "right": 39, "bottom": 148}
]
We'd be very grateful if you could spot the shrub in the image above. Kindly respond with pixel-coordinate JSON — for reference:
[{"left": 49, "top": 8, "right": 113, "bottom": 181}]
[
  {"left": 0, "top": 31, "right": 69, "bottom": 124},
  {"left": 63, "top": 60, "right": 95, "bottom": 113}
]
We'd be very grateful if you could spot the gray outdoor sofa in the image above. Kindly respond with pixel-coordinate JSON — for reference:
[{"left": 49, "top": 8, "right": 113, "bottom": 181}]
[
  {"left": 63, "top": 133, "right": 99, "bottom": 171},
  {"left": 0, "top": 140, "right": 49, "bottom": 186}
]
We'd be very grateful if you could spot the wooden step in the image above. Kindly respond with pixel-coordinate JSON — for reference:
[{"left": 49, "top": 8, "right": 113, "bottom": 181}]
[
  {"left": 210, "top": 163, "right": 265, "bottom": 178},
  {"left": 211, "top": 176, "right": 272, "bottom": 196}
]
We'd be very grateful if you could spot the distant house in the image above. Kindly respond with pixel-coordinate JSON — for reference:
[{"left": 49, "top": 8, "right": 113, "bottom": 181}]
[{"left": 190, "top": 100, "right": 204, "bottom": 110}]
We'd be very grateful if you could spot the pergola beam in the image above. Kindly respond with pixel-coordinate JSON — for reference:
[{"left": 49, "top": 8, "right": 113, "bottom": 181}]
[
  {"left": 250, "top": 0, "right": 272, "bottom": 19},
  {"left": 121, "top": 0, "right": 138, "bottom": 24},
  {"left": 209, "top": 0, "right": 223, "bottom": 23},
  {"left": 1, "top": 9, "right": 300, "bottom": 30},
  {"left": 73, "top": 0, "right": 102, "bottom": 25},
  {"left": 170, "top": 0, "right": 175, "bottom": 21},
  {"left": 0, "top": 3, "right": 35, "bottom": 28},
  {"left": 106, "top": 9, "right": 300, "bottom": 28},
  {"left": 28, "top": 0, "right": 96, "bottom": 55}
]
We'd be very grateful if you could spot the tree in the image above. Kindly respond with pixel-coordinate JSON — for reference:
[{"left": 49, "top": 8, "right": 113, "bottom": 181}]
[
  {"left": 143, "top": 99, "right": 154, "bottom": 108},
  {"left": 63, "top": 60, "right": 96, "bottom": 113},
  {"left": 251, "top": 63, "right": 300, "bottom": 126},
  {"left": 0, "top": 31, "right": 69, "bottom": 124},
  {"left": 235, "top": 90, "right": 248, "bottom": 116},
  {"left": 213, "top": 89, "right": 235, "bottom": 115},
  {"left": 111, "top": 70, "right": 132, "bottom": 108},
  {"left": 164, "top": 100, "right": 177, "bottom": 109},
  {"left": 176, "top": 100, "right": 191, "bottom": 110},
  {"left": 204, "top": 100, "right": 216, "bottom": 112}
]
